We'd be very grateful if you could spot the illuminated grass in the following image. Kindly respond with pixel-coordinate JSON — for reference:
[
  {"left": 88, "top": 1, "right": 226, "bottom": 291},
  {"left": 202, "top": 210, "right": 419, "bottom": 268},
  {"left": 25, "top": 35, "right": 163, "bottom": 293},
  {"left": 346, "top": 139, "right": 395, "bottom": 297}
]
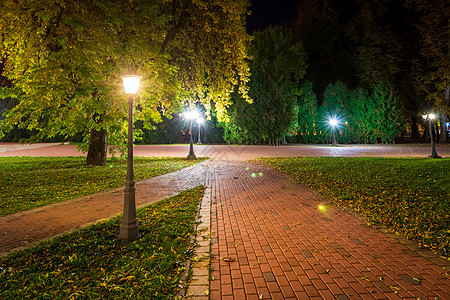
[
  {"left": 0, "top": 156, "right": 206, "bottom": 216},
  {"left": 0, "top": 186, "right": 204, "bottom": 299},
  {"left": 259, "top": 157, "right": 449, "bottom": 256}
]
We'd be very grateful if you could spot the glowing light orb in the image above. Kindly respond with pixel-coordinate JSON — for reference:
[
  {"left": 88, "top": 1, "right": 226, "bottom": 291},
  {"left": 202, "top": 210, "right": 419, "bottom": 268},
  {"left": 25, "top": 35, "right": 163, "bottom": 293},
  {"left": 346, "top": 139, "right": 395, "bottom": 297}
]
[{"left": 329, "top": 118, "right": 338, "bottom": 127}]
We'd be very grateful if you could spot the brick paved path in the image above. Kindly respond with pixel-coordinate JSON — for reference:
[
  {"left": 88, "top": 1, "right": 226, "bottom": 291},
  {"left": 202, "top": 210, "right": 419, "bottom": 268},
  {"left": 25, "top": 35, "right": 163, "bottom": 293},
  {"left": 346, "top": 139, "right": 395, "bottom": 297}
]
[{"left": 207, "top": 161, "right": 450, "bottom": 299}]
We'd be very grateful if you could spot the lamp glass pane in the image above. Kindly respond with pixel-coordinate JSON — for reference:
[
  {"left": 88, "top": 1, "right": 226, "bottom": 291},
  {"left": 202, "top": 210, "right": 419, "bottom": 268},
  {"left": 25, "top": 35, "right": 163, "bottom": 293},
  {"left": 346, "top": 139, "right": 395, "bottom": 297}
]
[{"left": 122, "top": 75, "right": 141, "bottom": 94}]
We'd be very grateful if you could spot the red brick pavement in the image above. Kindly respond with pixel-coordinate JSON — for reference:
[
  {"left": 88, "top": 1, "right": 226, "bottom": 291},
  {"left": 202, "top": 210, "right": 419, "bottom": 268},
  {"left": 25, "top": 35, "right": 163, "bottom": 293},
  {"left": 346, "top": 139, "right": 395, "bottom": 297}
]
[{"left": 208, "top": 161, "right": 450, "bottom": 299}]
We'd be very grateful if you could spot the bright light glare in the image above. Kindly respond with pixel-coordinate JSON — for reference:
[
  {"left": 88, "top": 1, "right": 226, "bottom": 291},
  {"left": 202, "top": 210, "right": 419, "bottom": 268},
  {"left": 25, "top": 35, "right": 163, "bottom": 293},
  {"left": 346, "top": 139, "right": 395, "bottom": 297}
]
[
  {"left": 184, "top": 110, "right": 199, "bottom": 120},
  {"left": 196, "top": 118, "right": 204, "bottom": 124},
  {"left": 329, "top": 118, "right": 338, "bottom": 127},
  {"left": 318, "top": 205, "right": 326, "bottom": 211},
  {"left": 423, "top": 113, "right": 437, "bottom": 120},
  {"left": 121, "top": 75, "right": 141, "bottom": 95}
]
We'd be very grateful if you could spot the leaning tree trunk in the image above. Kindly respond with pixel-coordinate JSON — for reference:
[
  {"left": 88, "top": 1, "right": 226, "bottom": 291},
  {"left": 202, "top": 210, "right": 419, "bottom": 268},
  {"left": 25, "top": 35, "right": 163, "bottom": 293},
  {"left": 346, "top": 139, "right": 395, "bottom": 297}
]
[{"left": 86, "top": 128, "right": 107, "bottom": 166}]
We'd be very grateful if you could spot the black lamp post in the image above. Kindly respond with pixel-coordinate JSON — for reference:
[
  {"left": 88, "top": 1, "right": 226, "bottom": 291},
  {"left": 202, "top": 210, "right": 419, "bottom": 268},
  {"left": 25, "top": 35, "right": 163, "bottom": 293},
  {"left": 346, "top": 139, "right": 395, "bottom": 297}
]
[
  {"left": 185, "top": 110, "right": 198, "bottom": 160},
  {"left": 423, "top": 113, "right": 441, "bottom": 159},
  {"left": 118, "top": 73, "right": 141, "bottom": 241},
  {"left": 329, "top": 118, "right": 338, "bottom": 145},
  {"left": 197, "top": 118, "right": 204, "bottom": 144}
]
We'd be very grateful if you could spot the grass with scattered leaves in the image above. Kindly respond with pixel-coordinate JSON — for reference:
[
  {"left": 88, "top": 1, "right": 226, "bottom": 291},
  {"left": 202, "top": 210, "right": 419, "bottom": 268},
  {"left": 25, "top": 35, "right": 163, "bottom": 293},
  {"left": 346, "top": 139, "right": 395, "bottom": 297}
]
[
  {"left": 0, "top": 156, "right": 206, "bottom": 216},
  {"left": 259, "top": 157, "right": 449, "bottom": 256},
  {"left": 0, "top": 186, "right": 205, "bottom": 299}
]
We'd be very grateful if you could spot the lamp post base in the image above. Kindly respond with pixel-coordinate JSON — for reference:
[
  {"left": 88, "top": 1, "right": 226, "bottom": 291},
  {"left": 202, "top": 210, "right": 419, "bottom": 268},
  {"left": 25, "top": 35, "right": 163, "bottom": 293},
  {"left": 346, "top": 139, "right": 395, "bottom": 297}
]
[
  {"left": 118, "top": 181, "right": 140, "bottom": 241},
  {"left": 428, "top": 154, "right": 441, "bottom": 159},
  {"left": 187, "top": 154, "right": 197, "bottom": 160},
  {"left": 118, "top": 223, "right": 140, "bottom": 241}
]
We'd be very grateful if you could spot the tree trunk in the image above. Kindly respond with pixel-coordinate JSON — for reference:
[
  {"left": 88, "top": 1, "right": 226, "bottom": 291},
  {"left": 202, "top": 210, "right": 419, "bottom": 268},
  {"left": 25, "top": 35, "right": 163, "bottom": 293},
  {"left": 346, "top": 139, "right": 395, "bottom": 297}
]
[
  {"left": 434, "top": 121, "right": 440, "bottom": 143},
  {"left": 411, "top": 116, "right": 420, "bottom": 140},
  {"left": 86, "top": 128, "right": 107, "bottom": 166},
  {"left": 422, "top": 121, "right": 429, "bottom": 142}
]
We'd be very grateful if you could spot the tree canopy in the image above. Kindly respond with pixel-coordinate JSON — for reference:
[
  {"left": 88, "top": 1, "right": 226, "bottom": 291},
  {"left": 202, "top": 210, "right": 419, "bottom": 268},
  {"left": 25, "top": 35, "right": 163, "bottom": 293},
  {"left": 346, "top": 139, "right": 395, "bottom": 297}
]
[
  {"left": 222, "top": 26, "right": 307, "bottom": 145},
  {"left": 0, "top": 0, "right": 251, "bottom": 164}
]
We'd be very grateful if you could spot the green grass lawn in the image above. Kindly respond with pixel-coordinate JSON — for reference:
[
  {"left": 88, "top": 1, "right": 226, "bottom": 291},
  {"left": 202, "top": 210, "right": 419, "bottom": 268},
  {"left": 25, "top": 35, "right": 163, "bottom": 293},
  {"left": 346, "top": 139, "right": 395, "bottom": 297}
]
[
  {"left": 0, "top": 156, "right": 206, "bottom": 216},
  {"left": 259, "top": 157, "right": 449, "bottom": 256},
  {"left": 0, "top": 186, "right": 204, "bottom": 299}
]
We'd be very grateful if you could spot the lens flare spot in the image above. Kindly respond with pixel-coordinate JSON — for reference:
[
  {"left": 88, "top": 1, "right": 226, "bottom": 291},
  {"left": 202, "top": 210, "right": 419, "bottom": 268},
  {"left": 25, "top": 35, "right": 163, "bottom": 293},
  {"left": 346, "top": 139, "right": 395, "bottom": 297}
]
[
  {"left": 251, "top": 173, "right": 256, "bottom": 178},
  {"left": 245, "top": 167, "right": 250, "bottom": 171},
  {"left": 259, "top": 172, "right": 263, "bottom": 177},
  {"left": 318, "top": 205, "right": 326, "bottom": 211}
]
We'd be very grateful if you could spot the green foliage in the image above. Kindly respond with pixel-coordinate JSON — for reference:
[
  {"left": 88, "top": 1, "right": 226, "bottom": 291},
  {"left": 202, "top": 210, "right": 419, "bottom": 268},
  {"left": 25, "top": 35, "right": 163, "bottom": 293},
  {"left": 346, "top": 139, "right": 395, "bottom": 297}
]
[
  {"left": 0, "top": 0, "right": 172, "bottom": 149},
  {"left": 292, "top": 0, "right": 444, "bottom": 139},
  {"left": 0, "top": 156, "right": 206, "bottom": 216},
  {"left": 369, "top": 83, "right": 405, "bottom": 143},
  {"left": 160, "top": 0, "right": 252, "bottom": 119},
  {"left": 0, "top": 186, "right": 205, "bottom": 299},
  {"left": 405, "top": 0, "right": 449, "bottom": 113},
  {"left": 294, "top": 81, "right": 405, "bottom": 144},
  {"left": 347, "top": 0, "right": 404, "bottom": 86},
  {"left": 293, "top": 81, "right": 320, "bottom": 143},
  {"left": 0, "top": 0, "right": 251, "bottom": 152},
  {"left": 222, "top": 26, "right": 307, "bottom": 145},
  {"left": 320, "top": 81, "right": 354, "bottom": 143},
  {"left": 351, "top": 88, "right": 376, "bottom": 143},
  {"left": 261, "top": 157, "right": 450, "bottom": 256},
  {"left": 292, "top": 0, "right": 359, "bottom": 96}
]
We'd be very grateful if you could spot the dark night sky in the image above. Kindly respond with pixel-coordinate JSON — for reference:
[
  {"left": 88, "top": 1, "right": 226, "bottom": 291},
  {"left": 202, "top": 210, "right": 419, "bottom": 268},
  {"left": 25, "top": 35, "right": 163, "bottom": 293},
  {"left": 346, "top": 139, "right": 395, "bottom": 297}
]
[{"left": 246, "top": 0, "right": 300, "bottom": 33}]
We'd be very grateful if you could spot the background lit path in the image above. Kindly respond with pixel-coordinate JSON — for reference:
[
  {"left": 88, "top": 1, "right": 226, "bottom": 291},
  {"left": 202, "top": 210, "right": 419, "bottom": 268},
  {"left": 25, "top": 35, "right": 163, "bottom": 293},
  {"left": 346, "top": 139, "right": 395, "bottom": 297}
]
[
  {"left": 1, "top": 142, "right": 449, "bottom": 159},
  {"left": 0, "top": 142, "right": 449, "bottom": 299}
]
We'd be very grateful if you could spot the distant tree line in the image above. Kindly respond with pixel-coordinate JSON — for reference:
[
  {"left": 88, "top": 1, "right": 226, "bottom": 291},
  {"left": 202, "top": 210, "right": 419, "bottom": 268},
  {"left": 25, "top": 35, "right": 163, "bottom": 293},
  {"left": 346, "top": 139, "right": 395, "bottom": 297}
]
[{"left": 222, "top": 0, "right": 448, "bottom": 145}]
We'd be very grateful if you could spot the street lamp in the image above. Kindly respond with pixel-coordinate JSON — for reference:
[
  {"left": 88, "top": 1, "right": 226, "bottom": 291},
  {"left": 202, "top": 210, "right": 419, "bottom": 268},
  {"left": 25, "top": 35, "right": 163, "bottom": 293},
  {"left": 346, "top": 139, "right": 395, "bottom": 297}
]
[
  {"left": 422, "top": 113, "right": 441, "bottom": 159},
  {"left": 196, "top": 118, "right": 204, "bottom": 144},
  {"left": 118, "top": 72, "right": 141, "bottom": 241},
  {"left": 184, "top": 110, "right": 199, "bottom": 160},
  {"left": 329, "top": 118, "right": 339, "bottom": 145}
]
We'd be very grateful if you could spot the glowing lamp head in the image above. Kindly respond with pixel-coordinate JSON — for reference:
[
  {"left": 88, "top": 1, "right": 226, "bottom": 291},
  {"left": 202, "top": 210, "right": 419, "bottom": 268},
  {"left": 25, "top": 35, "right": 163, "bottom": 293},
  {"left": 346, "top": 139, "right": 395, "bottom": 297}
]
[
  {"left": 121, "top": 75, "right": 142, "bottom": 95},
  {"left": 329, "top": 118, "right": 338, "bottom": 127},
  {"left": 184, "top": 110, "right": 199, "bottom": 120},
  {"left": 423, "top": 113, "right": 436, "bottom": 120}
]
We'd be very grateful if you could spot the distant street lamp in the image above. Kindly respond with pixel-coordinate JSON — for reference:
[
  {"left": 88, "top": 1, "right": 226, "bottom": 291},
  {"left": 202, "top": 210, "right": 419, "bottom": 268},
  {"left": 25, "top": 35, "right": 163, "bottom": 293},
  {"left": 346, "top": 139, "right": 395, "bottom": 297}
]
[
  {"left": 422, "top": 113, "right": 441, "bottom": 159},
  {"left": 118, "top": 72, "right": 141, "bottom": 241},
  {"left": 329, "top": 118, "right": 339, "bottom": 145},
  {"left": 196, "top": 118, "right": 204, "bottom": 144},
  {"left": 184, "top": 110, "right": 199, "bottom": 160}
]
